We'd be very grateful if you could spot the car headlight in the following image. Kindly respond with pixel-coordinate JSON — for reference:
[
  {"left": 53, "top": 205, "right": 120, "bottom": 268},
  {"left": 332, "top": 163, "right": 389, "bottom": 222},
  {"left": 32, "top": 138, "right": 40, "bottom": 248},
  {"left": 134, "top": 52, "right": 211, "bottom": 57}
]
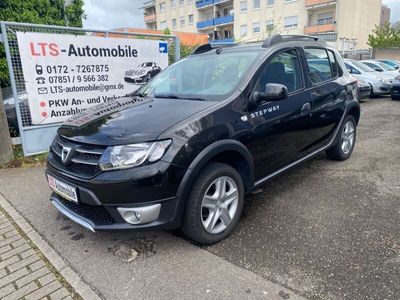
[
  {"left": 395, "top": 75, "right": 400, "bottom": 81},
  {"left": 378, "top": 77, "right": 392, "bottom": 85},
  {"left": 99, "top": 140, "right": 171, "bottom": 171}
]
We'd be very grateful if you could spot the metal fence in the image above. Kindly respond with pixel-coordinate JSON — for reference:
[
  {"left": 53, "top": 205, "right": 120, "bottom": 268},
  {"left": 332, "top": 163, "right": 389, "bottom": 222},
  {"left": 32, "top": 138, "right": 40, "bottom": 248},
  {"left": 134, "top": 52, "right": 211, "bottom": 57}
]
[{"left": 0, "top": 21, "right": 180, "bottom": 156}]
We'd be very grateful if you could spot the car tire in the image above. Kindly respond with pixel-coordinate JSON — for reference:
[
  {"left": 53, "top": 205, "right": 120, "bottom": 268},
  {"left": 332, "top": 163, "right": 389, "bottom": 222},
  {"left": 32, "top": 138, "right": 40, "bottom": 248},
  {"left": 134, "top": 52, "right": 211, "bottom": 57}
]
[
  {"left": 326, "top": 115, "right": 357, "bottom": 161},
  {"left": 145, "top": 73, "right": 151, "bottom": 82},
  {"left": 182, "top": 162, "right": 244, "bottom": 245}
]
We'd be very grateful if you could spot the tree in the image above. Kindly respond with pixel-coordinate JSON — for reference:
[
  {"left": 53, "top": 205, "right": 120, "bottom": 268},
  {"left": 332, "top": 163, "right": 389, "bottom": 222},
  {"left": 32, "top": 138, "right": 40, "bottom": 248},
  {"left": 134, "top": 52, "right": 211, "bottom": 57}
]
[
  {"left": 0, "top": 0, "right": 85, "bottom": 87},
  {"left": 368, "top": 22, "right": 400, "bottom": 49}
]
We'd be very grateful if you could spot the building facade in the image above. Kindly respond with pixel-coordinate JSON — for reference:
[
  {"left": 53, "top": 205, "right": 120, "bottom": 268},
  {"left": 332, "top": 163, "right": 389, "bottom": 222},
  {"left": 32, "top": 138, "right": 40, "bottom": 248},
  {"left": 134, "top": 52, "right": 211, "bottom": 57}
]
[
  {"left": 380, "top": 5, "right": 391, "bottom": 26},
  {"left": 142, "top": 0, "right": 382, "bottom": 50}
]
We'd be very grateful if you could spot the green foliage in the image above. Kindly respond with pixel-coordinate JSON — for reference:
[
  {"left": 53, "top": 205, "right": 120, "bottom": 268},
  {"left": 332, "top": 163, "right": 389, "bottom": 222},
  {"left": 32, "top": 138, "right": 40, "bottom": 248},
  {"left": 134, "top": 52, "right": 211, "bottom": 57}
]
[
  {"left": 368, "top": 22, "right": 400, "bottom": 49},
  {"left": 168, "top": 43, "right": 196, "bottom": 64},
  {"left": 163, "top": 27, "right": 171, "bottom": 35},
  {"left": 0, "top": 0, "right": 85, "bottom": 87}
]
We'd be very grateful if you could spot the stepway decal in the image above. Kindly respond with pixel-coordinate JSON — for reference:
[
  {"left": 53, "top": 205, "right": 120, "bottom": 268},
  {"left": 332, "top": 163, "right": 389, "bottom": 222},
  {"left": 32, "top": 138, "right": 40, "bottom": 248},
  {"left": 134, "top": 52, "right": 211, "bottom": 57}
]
[{"left": 16, "top": 32, "right": 169, "bottom": 125}]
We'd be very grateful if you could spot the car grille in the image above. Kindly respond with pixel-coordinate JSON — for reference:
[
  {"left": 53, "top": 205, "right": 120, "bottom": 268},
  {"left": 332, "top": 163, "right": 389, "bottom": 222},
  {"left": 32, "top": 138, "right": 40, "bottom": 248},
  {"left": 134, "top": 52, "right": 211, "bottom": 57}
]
[
  {"left": 59, "top": 198, "right": 115, "bottom": 225},
  {"left": 50, "top": 135, "right": 105, "bottom": 178}
]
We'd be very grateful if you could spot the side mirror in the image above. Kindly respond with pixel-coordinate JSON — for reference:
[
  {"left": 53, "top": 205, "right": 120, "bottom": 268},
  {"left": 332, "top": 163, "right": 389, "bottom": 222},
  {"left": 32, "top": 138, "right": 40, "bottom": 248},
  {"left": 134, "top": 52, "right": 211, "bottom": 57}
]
[
  {"left": 374, "top": 68, "right": 383, "bottom": 72},
  {"left": 253, "top": 83, "right": 288, "bottom": 103}
]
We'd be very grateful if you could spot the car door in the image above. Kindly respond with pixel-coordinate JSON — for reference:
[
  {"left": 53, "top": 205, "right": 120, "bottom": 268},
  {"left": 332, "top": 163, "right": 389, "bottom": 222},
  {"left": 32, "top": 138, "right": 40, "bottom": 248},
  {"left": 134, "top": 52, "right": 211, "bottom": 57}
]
[
  {"left": 302, "top": 47, "right": 347, "bottom": 154},
  {"left": 244, "top": 48, "right": 313, "bottom": 180}
]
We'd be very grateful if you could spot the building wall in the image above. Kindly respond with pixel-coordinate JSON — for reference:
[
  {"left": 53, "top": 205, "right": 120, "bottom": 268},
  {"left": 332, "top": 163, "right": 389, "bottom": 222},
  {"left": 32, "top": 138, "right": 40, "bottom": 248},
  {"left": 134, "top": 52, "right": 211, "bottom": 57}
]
[
  {"left": 144, "top": 0, "right": 382, "bottom": 50},
  {"left": 380, "top": 5, "right": 391, "bottom": 26},
  {"left": 375, "top": 48, "right": 400, "bottom": 61},
  {"left": 155, "top": 0, "right": 199, "bottom": 32},
  {"left": 336, "top": 0, "right": 381, "bottom": 50}
]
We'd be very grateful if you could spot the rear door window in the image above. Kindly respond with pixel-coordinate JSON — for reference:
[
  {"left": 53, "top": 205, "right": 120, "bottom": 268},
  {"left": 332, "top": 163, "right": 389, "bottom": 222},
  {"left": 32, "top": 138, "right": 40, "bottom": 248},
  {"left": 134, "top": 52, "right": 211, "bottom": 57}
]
[{"left": 304, "top": 48, "right": 334, "bottom": 85}]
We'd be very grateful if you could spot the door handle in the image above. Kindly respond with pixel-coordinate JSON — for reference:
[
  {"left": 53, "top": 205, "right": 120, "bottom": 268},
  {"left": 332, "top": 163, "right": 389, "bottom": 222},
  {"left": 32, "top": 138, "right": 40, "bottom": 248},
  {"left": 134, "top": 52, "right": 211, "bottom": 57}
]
[{"left": 301, "top": 103, "right": 311, "bottom": 116}]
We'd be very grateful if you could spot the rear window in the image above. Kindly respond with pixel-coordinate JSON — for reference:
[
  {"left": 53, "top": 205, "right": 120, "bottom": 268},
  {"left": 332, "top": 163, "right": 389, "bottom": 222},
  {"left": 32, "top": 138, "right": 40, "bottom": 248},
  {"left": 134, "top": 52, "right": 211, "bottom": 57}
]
[{"left": 304, "top": 48, "right": 337, "bottom": 85}]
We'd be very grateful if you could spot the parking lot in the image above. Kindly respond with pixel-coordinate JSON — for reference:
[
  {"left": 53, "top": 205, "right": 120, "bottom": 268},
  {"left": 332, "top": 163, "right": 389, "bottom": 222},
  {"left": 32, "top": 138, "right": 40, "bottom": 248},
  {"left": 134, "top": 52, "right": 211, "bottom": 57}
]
[{"left": 0, "top": 96, "right": 399, "bottom": 299}]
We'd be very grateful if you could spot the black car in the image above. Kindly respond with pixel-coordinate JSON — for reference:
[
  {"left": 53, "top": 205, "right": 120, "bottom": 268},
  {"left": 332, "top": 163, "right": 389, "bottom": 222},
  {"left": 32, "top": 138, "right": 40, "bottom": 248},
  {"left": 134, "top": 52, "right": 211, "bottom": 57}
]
[
  {"left": 2, "top": 92, "right": 29, "bottom": 137},
  {"left": 46, "top": 34, "right": 360, "bottom": 244},
  {"left": 392, "top": 75, "right": 400, "bottom": 100},
  {"left": 357, "top": 79, "right": 372, "bottom": 99}
]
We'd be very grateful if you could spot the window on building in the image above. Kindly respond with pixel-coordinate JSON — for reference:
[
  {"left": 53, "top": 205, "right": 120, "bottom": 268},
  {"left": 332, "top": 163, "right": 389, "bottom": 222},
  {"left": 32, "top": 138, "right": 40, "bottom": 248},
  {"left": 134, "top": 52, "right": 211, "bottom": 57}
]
[
  {"left": 284, "top": 16, "right": 298, "bottom": 29},
  {"left": 159, "top": 2, "right": 166, "bottom": 11},
  {"left": 171, "top": 0, "right": 176, "bottom": 8},
  {"left": 256, "top": 49, "right": 303, "bottom": 93},
  {"left": 188, "top": 14, "right": 194, "bottom": 24},
  {"left": 317, "top": 12, "right": 334, "bottom": 25},
  {"left": 240, "top": 1, "right": 247, "bottom": 12},
  {"left": 188, "top": 0, "right": 193, "bottom": 4},
  {"left": 160, "top": 20, "right": 167, "bottom": 29},
  {"left": 304, "top": 48, "right": 334, "bottom": 85},
  {"left": 266, "top": 20, "right": 274, "bottom": 31},
  {"left": 240, "top": 25, "right": 247, "bottom": 36},
  {"left": 180, "top": 16, "right": 185, "bottom": 26},
  {"left": 179, "top": 0, "right": 184, "bottom": 6},
  {"left": 172, "top": 18, "right": 177, "bottom": 27},
  {"left": 284, "top": 0, "right": 297, "bottom": 3},
  {"left": 253, "top": 22, "right": 260, "bottom": 33},
  {"left": 267, "top": 0, "right": 274, "bottom": 6},
  {"left": 253, "top": 0, "right": 260, "bottom": 9}
]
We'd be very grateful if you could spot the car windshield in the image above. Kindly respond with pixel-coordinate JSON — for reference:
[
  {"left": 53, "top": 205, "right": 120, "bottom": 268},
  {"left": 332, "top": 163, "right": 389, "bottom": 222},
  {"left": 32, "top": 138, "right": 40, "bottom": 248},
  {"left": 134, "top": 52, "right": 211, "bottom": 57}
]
[
  {"left": 380, "top": 60, "right": 398, "bottom": 69},
  {"left": 138, "top": 51, "right": 259, "bottom": 101},
  {"left": 377, "top": 61, "right": 395, "bottom": 71},
  {"left": 351, "top": 60, "right": 374, "bottom": 72}
]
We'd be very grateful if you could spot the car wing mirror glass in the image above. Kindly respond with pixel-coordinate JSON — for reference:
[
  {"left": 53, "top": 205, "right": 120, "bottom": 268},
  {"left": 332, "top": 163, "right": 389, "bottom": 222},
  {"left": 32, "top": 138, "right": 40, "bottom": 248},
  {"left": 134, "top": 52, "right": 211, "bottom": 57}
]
[{"left": 254, "top": 83, "right": 288, "bottom": 103}]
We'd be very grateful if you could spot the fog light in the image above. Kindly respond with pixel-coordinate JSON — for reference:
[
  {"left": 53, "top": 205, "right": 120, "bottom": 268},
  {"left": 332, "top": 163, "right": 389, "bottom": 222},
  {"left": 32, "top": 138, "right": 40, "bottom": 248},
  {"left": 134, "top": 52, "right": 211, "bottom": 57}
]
[{"left": 117, "top": 204, "right": 161, "bottom": 225}]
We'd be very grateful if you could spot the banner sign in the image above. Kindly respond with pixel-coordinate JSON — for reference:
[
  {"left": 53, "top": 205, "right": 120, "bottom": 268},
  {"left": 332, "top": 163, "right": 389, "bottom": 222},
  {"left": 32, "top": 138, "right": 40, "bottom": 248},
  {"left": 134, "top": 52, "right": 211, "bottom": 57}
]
[{"left": 16, "top": 32, "right": 169, "bottom": 125}]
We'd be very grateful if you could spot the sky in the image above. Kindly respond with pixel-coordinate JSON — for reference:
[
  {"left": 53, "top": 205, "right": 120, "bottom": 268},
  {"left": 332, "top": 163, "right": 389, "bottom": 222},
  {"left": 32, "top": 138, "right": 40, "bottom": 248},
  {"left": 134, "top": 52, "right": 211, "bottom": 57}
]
[
  {"left": 82, "top": 0, "right": 145, "bottom": 30},
  {"left": 82, "top": 0, "right": 400, "bottom": 30}
]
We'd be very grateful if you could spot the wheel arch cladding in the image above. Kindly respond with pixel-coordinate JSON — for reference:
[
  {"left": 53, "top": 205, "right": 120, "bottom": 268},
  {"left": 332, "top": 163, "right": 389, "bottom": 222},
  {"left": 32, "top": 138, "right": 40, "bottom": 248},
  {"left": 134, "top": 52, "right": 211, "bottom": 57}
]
[
  {"left": 177, "top": 140, "right": 255, "bottom": 201},
  {"left": 347, "top": 101, "right": 361, "bottom": 124}
]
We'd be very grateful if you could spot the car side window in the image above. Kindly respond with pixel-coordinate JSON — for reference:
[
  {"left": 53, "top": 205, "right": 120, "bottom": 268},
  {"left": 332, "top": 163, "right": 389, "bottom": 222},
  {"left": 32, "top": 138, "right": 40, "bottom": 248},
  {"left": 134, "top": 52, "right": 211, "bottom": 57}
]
[
  {"left": 327, "top": 50, "right": 338, "bottom": 77},
  {"left": 304, "top": 48, "right": 334, "bottom": 85},
  {"left": 255, "top": 49, "right": 303, "bottom": 94}
]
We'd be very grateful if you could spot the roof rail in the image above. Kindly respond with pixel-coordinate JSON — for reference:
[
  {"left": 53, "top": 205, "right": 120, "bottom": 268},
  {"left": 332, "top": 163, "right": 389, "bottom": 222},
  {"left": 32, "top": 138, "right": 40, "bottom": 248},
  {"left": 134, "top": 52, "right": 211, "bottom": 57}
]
[
  {"left": 262, "top": 34, "right": 322, "bottom": 48},
  {"left": 190, "top": 42, "right": 237, "bottom": 55}
]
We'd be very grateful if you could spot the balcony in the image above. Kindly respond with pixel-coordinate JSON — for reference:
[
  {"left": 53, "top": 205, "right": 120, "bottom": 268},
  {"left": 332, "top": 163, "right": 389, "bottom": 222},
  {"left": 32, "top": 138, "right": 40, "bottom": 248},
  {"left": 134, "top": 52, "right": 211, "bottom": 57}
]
[
  {"left": 142, "top": 0, "right": 155, "bottom": 9},
  {"left": 196, "top": 0, "right": 232, "bottom": 9},
  {"left": 304, "top": 23, "right": 336, "bottom": 34},
  {"left": 305, "top": 0, "right": 336, "bottom": 8},
  {"left": 144, "top": 13, "right": 157, "bottom": 23},
  {"left": 211, "top": 37, "right": 234, "bottom": 43},
  {"left": 197, "top": 15, "right": 234, "bottom": 29}
]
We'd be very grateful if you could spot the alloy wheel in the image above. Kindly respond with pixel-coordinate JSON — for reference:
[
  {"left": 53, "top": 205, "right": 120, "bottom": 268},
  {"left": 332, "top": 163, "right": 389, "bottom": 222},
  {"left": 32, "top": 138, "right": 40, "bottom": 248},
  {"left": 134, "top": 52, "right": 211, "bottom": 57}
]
[
  {"left": 341, "top": 120, "right": 355, "bottom": 155},
  {"left": 201, "top": 176, "right": 239, "bottom": 234}
]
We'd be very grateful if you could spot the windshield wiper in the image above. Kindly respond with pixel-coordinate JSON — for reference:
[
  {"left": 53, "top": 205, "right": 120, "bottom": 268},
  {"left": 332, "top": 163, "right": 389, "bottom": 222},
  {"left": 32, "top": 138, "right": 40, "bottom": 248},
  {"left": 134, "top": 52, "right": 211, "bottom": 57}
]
[{"left": 153, "top": 93, "right": 206, "bottom": 101}]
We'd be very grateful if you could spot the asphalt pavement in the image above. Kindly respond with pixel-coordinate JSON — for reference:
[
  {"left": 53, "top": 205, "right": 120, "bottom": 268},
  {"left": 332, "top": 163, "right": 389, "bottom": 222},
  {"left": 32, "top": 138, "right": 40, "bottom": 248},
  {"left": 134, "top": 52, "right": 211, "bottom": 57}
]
[{"left": 0, "top": 97, "right": 399, "bottom": 299}]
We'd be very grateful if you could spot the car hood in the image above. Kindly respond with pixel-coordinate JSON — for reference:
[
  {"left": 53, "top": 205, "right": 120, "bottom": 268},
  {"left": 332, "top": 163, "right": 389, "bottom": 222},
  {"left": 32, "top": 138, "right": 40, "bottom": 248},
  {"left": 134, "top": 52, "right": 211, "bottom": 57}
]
[{"left": 58, "top": 96, "right": 216, "bottom": 146}]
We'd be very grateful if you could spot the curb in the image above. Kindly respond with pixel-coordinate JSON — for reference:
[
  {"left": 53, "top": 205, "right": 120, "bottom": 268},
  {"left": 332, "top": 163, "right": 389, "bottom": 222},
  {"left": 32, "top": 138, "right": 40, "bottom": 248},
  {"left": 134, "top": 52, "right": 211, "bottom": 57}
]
[{"left": 0, "top": 192, "right": 102, "bottom": 300}]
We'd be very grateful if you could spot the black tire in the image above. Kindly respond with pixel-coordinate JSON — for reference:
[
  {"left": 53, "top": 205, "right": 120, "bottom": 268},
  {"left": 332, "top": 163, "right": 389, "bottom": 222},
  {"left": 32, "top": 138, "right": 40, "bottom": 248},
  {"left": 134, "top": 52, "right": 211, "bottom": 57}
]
[
  {"left": 326, "top": 115, "right": 357, "bottom": 161},
  {"left": 392, "top": 95, "right": 400, "bottom": 101},
  {"left": 182, "top": 162, "right": 244, "bottom": 245}
]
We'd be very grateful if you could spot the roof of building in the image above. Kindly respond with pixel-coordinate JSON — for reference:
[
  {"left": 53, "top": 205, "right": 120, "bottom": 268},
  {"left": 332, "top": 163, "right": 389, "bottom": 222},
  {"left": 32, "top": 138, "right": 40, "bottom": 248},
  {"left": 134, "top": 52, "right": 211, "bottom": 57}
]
[{"left": 111, "top": 28, "right": 209, "bottom": 47}]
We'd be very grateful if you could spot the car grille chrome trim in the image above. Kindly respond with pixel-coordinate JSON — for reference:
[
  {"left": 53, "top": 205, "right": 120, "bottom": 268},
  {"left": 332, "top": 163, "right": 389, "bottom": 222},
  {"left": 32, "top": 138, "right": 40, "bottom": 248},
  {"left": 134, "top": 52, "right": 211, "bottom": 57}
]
[{"left": 49, "top": 135, "right": 105, "bottom": 178}]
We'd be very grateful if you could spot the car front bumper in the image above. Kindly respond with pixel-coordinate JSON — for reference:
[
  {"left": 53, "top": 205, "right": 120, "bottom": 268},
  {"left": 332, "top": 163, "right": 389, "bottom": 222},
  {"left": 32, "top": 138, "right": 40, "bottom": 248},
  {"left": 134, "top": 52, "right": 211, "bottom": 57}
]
[
  {"left": 391, "top": 81, "right": 400, "bottom": 97},
  {"left": 46, "top": 158, "right": 187, "bottom": 231},
  {"left": 124, "top": 76, "right": 146, "bottom": 84}
]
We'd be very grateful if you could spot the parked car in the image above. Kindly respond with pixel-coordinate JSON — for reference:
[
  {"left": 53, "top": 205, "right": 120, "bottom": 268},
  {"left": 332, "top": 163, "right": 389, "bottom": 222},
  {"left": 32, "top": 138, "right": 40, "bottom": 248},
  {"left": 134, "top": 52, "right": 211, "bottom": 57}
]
[
  {"left": 392, "top": 75, "right": 400, "bottom": 100},
  {"left": 356, "top": 79, "right": 372, "bottom": 99},
  {"left": 46, "top": 34, "right": 360, "bottom": 244},
  {"left": 375, "top": 59, "right": 400, "bottom": 70},
  {"left": 124, "top": 62, "right": 162, "bottom": 84},
  {"left": 344, "top": 59, "right": 393, "bottom": 96},
  {"left": 2, "top": 92, "right": 29, "bottom": 137},
  {"left": 361, "top": 60, "right": 399, "bottom": 77}
]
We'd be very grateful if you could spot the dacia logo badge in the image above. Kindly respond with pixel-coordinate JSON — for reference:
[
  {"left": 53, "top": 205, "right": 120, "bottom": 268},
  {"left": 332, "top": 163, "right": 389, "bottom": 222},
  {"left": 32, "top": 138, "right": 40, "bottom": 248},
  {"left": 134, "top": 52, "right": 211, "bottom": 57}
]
[{"left": 61, "top": 146, "right": 73, "bottom": 164}]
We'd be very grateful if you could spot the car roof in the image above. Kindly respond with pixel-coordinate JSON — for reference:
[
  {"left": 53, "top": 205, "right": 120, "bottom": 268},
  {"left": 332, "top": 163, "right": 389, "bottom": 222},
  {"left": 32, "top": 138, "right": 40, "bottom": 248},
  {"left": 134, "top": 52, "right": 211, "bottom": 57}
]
[{"left": 191, "top": 34, "right": 330, "bottom": 56}]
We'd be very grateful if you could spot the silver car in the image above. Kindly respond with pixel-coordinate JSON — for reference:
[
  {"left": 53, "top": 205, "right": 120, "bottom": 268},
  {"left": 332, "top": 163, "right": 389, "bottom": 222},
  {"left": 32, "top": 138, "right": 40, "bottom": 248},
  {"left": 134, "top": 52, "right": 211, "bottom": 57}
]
[
  {"left": 361, "top": 60, "right": 399, "bottom": 78},
  {"left": 344, "top": 59, "right": 393, "bottom": 96}
]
